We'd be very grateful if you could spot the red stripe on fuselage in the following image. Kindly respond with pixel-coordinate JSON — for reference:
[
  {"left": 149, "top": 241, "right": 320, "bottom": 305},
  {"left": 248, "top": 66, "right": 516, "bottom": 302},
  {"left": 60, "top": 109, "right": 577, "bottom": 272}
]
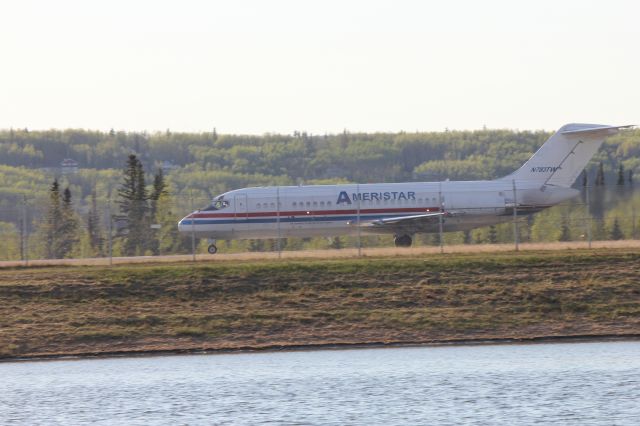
[{"left": 189, "top": 207, "right": 440, "bottom": 219}]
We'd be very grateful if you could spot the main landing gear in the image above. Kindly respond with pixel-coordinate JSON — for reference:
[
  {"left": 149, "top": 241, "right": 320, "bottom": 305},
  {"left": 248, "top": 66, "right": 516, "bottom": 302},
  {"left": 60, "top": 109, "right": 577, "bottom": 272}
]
[
  {"left": 394, "top": 234, "right": 412, "bottom": 247},
  {"left": 207, "top": 239, "right": 218, "bottom": 254}
]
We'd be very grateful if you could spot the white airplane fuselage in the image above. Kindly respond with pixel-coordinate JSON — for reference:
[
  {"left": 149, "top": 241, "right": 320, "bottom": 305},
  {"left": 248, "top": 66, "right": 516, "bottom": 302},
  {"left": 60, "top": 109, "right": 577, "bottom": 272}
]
[
  {"left": 178, "top": 180, "right": 577, "bottom": 240},
  {"left": 178, "top": 123, "right": 630, "bottom": 251}
]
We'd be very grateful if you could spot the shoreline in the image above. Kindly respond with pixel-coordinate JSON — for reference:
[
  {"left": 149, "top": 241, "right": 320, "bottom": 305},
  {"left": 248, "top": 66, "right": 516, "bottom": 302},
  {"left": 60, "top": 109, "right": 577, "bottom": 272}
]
[{"left": 3, "top": 333, "right": 639, "bottom": 363}]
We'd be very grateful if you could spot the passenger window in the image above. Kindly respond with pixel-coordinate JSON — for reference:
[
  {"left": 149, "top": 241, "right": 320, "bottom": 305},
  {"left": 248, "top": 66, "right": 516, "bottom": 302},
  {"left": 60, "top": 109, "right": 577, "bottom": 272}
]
[
  {"left": 270, "top": 202, "right": 275, "bottom": 208},
  {"left": 320, "top": 201, "right": 325, "bottom": 207},
  {"left": 313, "top": 201, "right": 317, "bottom": 207},
  {"left": 256, "top": 203, "right": 261, "bottom": 209},
  {"left": 292, "top": 202, "right": 297, "bottom": 207},
  {"left": 327, "top": 201, "right": 331, "bottom": 206}
]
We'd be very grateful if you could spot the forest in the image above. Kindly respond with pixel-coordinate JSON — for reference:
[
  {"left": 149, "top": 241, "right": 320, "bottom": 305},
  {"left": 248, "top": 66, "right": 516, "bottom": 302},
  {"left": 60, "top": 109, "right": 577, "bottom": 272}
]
[{"left": 1, "top": 126, "right": 639, "bottom": 260}]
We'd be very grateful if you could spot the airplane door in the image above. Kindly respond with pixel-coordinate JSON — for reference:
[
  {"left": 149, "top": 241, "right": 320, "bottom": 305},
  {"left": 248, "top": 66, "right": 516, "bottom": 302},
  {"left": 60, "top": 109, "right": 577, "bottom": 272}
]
[{"left": 234, "top": 194, "right": 249, "bottom": 234}]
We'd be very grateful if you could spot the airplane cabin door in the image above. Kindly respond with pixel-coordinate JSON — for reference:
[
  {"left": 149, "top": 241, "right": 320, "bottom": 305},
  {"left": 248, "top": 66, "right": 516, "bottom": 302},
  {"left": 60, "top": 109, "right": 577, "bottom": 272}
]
[{"left": 234, "top": 194, "right": 249, "bottom": 235}]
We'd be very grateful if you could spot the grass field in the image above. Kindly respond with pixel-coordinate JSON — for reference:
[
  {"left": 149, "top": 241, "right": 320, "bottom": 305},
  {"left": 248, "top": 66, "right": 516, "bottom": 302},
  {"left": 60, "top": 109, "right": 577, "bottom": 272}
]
[{"left": 1, "top": 248, "right": 639, "bottom": 360}]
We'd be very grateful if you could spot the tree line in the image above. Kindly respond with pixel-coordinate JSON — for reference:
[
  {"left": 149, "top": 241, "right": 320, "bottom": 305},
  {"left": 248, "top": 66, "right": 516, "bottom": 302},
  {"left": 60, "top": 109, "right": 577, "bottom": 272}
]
[
  {"left": 0, "top": 126, "right": 639, "bottom": 260},
  {"left": 26, "top": 154, "right": 194, "bottom": 259},
  {"left": 1, "top": 127, "right": 639, "bottom": 186},
  {"left": 2, "top": 126, "right": 638, "bottom": 220}
]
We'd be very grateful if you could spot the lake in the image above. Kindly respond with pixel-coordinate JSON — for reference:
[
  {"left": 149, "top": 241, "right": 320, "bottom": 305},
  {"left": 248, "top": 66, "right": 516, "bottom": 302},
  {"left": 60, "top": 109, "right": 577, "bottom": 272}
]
[{"left": 1, "top": 341, "right": 639, "bottom": 425}]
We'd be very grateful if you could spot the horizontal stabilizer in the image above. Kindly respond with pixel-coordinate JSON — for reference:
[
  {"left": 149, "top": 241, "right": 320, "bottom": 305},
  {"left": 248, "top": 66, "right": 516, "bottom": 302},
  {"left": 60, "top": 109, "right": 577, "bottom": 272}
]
[{"left": 561, "top": 124, "right": 634, "bottom": 135}]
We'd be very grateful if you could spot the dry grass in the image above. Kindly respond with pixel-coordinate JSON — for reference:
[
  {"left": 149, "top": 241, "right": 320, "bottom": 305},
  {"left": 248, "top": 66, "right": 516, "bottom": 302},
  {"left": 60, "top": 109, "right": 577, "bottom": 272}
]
[{"left": 1, "top": 248, "right": 639, "bottom": 359}]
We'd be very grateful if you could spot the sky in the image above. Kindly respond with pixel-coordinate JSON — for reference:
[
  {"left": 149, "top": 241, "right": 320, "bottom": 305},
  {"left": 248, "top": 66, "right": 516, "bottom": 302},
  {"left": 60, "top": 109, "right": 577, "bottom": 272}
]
[{"left": 1, "top": 0, "right": 638, "bottom": 134}]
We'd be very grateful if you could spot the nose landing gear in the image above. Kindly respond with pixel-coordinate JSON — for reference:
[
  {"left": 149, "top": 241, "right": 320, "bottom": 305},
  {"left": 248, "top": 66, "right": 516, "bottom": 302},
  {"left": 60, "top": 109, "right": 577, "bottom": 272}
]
[{"left": 394, "top": 234, "right": 413, "bottom": 247}]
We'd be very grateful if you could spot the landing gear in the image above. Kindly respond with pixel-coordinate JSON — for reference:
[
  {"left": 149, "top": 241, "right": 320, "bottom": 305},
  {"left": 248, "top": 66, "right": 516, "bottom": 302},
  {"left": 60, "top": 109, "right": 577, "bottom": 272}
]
[
  {"left": 394, "top": 234, "right": 412, "bottom": 247},
  {"left": 207, "top": 239, "right": 218, "bottom": 255}
]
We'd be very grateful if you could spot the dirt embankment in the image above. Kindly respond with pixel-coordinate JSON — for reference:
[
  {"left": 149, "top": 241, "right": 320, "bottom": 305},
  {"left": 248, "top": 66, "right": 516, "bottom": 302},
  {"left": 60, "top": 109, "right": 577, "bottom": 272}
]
[{"left": 1, "top": 249, "right": 639, "bottom": 360}]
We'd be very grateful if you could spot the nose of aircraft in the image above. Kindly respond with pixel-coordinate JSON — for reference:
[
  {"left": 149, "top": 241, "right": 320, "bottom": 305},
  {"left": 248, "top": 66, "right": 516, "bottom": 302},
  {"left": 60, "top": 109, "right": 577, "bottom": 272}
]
[{"left": 178, "top": 212, "right": 196, "bottom": 233}]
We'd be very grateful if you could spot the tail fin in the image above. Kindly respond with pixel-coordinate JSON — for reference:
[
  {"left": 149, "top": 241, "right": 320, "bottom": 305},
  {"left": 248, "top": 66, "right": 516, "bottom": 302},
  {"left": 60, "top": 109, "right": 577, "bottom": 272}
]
[{"left": 502, "top": 123, "right": 633, "bottom": 188}]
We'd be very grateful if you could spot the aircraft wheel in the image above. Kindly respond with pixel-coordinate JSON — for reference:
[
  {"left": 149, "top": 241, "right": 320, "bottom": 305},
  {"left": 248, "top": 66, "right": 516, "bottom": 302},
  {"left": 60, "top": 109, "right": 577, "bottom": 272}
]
[
  {"left": 394, "top": 235, "right": 412, "bottom": 247},
  {"left": 207, "top": 244, "right": 218, "bottom": 255}
]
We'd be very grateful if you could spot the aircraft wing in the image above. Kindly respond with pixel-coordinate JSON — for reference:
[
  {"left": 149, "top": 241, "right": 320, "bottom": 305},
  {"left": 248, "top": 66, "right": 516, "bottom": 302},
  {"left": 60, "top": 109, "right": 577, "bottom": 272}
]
[
  {"left": 370, "top": 212, "right": 445, "bottom": 226},
  {"left": 357, "top": 211, "right": 447, "bottom": 233}
]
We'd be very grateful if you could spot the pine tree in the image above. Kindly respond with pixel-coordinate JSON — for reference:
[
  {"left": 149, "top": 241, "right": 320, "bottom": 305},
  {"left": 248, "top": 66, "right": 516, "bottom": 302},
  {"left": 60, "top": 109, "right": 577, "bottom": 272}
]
[
  {"left": 609, "top": 218, "right": 624, "bottom": 240},
  {"left": 132, "top": 157, "right": 150, "bottom": 254},
  {"left": 146, "top": 169, "right": 168, "bottom": 255},
  {"left": 59, "top": 187, "right": 79, "bottom": 258},
  {"left": 118, "top": 154, "right": 150, "bottom": 256},
  {"left": 617, "top": 164, "right": 625, "bottom": 186},
  {"left": 559, "top": 220, "right": 571, "bottom": 241},
  {"left": 44, "top": 179, "right": 63, "bottom": 259},
  {"left": 488, "top": 225, "right": 498, "bottom": 244},
  {"left": 463, "top": 230, "right": 472, "bottom": 244},
  {"left": 134, "top": 157, "right": 148, "bottom": 203},
  {"left": 628, "top": 169, "right": 633, "bottom": 185},
  {"left": 595, "top": 162, "right": 605, "bottom": 186},
  {"left": 149, "top": 169, "right": 167, "bottom": 218},
  {"left": 117, "top": 154, "right": 139, "bottom": 218},
  {"left": 247, "top": 239, "right": 263, "bottom": 252},
  {"left": 87, "top": 191, "right": 104, "bottom": 256},
  {"left": 40, "top": 182, "right": 79, "bottom": 259},
  {"left": 329, "top": 236, "right": 344, "bottom": 249}
]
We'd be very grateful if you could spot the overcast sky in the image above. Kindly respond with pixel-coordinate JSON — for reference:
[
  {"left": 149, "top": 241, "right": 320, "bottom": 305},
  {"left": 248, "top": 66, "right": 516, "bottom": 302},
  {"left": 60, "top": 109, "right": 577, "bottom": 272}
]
[{"left": 1, "top": 0, "right": 638, "bottom": 134}]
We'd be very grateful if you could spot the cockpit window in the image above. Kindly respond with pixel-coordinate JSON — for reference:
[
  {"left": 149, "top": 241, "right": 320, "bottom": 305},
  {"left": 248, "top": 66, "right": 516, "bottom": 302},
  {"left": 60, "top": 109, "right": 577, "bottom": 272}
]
[{"left": 203, "top": 200, "right": 230, "bottom": 211}]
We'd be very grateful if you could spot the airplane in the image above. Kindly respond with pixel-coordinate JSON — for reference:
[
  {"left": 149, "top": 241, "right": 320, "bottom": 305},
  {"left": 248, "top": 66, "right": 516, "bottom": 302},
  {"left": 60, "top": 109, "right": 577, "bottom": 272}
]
[{"left": 178, "top": 123, "right": 632, "bottom": 254}]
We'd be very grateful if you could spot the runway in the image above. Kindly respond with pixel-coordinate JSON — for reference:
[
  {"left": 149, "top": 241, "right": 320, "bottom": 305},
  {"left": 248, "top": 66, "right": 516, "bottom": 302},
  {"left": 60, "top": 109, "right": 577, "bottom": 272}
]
[{"left": 2, "top": 239, "right": 640, "bottom": 267}]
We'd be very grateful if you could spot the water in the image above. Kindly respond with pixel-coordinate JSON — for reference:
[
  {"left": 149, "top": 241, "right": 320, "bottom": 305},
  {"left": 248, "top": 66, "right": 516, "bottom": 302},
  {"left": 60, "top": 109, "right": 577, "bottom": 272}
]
[{"left": 1, "top": 341, "right": 639, "bottom": 425}]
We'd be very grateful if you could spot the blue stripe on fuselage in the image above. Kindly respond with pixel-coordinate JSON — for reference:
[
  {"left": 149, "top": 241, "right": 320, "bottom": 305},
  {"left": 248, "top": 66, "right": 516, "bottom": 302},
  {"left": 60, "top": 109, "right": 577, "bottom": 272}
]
[{"left": 180, "top": 213, "right": 398, "bottom": 226}]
